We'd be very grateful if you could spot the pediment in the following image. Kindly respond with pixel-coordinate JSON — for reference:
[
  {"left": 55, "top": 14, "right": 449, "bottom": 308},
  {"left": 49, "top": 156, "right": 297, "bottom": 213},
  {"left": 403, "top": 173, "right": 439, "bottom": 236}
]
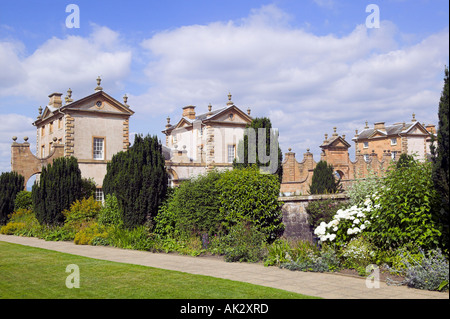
[
  {"left": 369, "top": 130, "right": 387, "bottom": 138},
  {"left": 62, "top": 91, "right": 134, "bottom": 115},
  {"left": 404, "top": 122, "right": 429, "bottom": 135},
  {"left": 206, "top": 105, "right": 252, "bottom": 124}
]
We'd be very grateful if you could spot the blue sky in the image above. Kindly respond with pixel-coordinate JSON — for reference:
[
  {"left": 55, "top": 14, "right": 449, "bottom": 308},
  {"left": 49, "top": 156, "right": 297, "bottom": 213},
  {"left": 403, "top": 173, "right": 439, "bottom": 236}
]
[{"left": 0, "top": 0, "right": 449, "bottom": 177}]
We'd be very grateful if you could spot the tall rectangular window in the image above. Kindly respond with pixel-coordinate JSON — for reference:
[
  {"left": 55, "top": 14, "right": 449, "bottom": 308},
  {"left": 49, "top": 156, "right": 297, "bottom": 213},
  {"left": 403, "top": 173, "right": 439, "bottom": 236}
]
[
  {"left": 227, "top": 144, "right": 235, "bottom": 163},
  {"left": 93, "top": 137, "right": 104, "bottom": 160},
  {"left": 95, "top": 188, "right": 104, "bottom": 203}
]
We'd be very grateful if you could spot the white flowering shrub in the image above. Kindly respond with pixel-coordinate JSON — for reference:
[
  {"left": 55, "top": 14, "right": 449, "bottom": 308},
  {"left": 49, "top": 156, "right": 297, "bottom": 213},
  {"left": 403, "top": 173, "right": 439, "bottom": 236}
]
[{"left": 314, "top": 197, "right": 377, "bottom": 247}]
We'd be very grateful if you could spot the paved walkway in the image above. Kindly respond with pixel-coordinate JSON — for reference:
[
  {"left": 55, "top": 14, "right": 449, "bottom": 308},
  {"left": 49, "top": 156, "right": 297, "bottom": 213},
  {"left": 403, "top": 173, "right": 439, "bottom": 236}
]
[{"left": 1, "top": 234, "right": 448, "bottom": 299}]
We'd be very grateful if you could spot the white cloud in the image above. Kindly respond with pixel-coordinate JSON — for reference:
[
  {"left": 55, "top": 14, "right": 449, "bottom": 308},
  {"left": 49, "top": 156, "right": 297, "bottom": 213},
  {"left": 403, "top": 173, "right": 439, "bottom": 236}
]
[
  {"left": 135, "top": 5, "right": 448, "bottom": 159},
  {"left": 0, "top": 25, "right": 132, "bottom": 101}
]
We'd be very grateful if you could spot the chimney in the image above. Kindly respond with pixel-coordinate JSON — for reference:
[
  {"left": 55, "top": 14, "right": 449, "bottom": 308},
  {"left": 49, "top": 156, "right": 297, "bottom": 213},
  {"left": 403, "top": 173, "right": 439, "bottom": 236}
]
[
  {"left": 48, "top": 93, "right": 63, "bottom": 108},
  {"left": 182, "top": 105, "right": 196, "bottom": 120},
  {"left": 374, "top": 122, "right": 386, "bottom": 132}
]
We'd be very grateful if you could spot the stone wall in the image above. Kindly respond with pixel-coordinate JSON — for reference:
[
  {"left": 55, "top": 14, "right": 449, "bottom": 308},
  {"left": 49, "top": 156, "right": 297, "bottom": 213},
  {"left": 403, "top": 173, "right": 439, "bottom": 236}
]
[{"left": 280, "top": 194, "right": 349, "bottom": 241}]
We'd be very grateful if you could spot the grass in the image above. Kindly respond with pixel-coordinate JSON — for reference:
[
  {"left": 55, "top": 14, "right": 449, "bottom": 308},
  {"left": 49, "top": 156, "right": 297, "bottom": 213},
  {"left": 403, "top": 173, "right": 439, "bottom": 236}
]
[{"left": 0, "top": 242, "right": 318, "bottom": 299}]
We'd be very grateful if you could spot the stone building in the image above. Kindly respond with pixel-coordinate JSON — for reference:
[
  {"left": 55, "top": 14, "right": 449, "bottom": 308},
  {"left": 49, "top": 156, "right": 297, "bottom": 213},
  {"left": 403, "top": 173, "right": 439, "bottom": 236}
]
[
  {"left": 11, "top": 77, "right": 134, "bottom": 199},
  {"left": 162, "top": 93, "right": 252, "bottom": 186},
  {"left": 280, "top": 114, "right": 436, "bottom": 195}
]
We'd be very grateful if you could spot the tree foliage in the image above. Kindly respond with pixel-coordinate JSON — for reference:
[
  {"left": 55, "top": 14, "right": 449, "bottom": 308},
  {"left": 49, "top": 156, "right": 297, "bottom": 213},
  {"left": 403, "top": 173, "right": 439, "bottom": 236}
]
[
  {"left": 102, "top": 134, "right": 168, "bottom": 229},
  {"left": 0, "top": 171, "right": 24, "bottom": 225},
  {"left": 431, "top": 66, "right": 449, "bottom": 253},
  {"left": 309, "top": 160, "right": 341, "bottom": 194},
  {"left": 369, "top": 157, "right": 442, "bottom": 251},
  {"left": 32, "top": 156, "right": 83, "bottom": 225},
  {"left": 233, "top": 117, "right": 283, "bottom": 181}
]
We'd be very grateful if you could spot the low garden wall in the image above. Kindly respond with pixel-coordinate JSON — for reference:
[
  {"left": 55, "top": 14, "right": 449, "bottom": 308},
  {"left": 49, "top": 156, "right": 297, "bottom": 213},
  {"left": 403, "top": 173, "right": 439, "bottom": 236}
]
[{"left": 279, "top": 194, "right": 349, "bottom": 241}]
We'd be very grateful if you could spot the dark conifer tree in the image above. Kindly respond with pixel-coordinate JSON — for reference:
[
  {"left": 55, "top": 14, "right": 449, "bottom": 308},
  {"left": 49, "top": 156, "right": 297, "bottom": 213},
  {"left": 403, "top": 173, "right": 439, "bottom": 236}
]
[
  {"left": 103, "top": 134, "right": 168, "bottom": 229},
  {"left": 309, "top": 160, "right": 341, "bottom": 195},
  {"left": 0, "top": 171, "right": 25, "bottom": 224},
  {"left": 32, "top": 156, "right": 82, "bottom": 225},
  {"left": 431, "top": 66, "right": 449, "bottom": 252}
]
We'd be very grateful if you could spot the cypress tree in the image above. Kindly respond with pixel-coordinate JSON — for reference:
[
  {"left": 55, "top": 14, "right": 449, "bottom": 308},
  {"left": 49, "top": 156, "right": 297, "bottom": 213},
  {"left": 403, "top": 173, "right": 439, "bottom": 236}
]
[
  {"left": 0, "top": 171, "right": 25, "bottom": 224},
  {"left": 32, "top": 156, "right": 82, "bottom": 225},
  {"left": 431, "top": 66, "right": 449, "bottom": 252},
  {"left": 233, "top": 117, "right": 283, "bottom": 181},
  {"left": 309, "top": 160, "right": 341, "bottom": 195},
  {"left": 103, "top": 134, "right": 168, "bottom": 229}
]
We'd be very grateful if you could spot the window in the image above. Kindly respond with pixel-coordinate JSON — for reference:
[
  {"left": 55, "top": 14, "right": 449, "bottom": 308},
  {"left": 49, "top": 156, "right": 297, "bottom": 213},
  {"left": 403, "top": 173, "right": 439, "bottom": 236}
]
[
  {"left": 95, "top": 189, "right": 104, "bottom": 203},
  {"left": 363, "top": 142, "right": 369, "bottom": 148},
  {"left": 41, "top": 125, "right": 45, "bottom": 136},
  {"left": 93, "top": 137, "right": 104, "bottom": 160},
  {"left": 391, "top": 138, "right": 397, "bottom": 146},
  {"left": 391, "top": 151, "right": 397, "bottom": 160},
  {"left": 41, "top": 145, "right": 45, "bottom": 157},
  {"left": 58, "top": 117, "right": 63, "bottom": 129},
  {"left": 49, "top": 121, "right": 53, "bottom": 134},
  {"left": 227, "top": 145, "right": 235, "bottom": 163},
  {"left": 363, "top": 154, "right": 370, "bottom": 162}
]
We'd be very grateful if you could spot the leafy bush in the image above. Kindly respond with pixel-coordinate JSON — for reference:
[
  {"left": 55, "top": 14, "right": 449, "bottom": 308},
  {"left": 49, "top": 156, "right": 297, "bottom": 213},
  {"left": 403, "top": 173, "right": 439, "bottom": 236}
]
[
  {"left": 14, "top": 191, "right": 32, "bottom": 211},
  {"left": 220, "top": 222, "right": 266, "bottom": 262},
  {"left": 314, "top": 198, "right": 374, "bottom": 247},
  {"left": 0, "top": 209, "right": 40, "bottom": 237},
  {"left": 0, "top": 221, "right": 26, "bottom": 235},
  {"left": 32, "top": 156, "right": 83, "bottom": 226},
  {"left": 74, "top": 222, "right": 108, "bottom": 245},
  {"left": 0, "top": 171, "right": 24, "bottom": 225},
  {"left": 98, "top": 194, "right": 123, "bottom": 228},
  {"left": 306, "top": 198, "right": 348, "bottom": 230},
  {"left": 106, "top": 225, "right": 154, "bottom": 251},
  {"left": 369, "top": 157, "right": 442, "bottom": 250},
  {"left": 155, "top": 171, "right": 223, "bottom": 237},
  {"left": 217, "top": 166, "right": 284, "bottom": 243},
  {"left": 346, "top": 169, "right": 382, "bottom": 207},
  {"left": 340, "top": 236, "right": 376, "bottom": 275},
  {"left": 281, "top": 245, "right": 340, "bottom": 272},
  {"left": 62, "top": 196, "right": 102, "bottom": 229},
  {"left": 388, "top": 249, "right": 449, "bottom": 291}
]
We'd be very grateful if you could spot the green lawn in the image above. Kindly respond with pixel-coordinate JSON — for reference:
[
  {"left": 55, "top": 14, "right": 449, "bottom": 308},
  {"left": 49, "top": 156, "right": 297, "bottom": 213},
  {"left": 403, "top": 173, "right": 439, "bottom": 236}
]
[{"left": 0, "top": 242, "right": 318, "bottom": 299}]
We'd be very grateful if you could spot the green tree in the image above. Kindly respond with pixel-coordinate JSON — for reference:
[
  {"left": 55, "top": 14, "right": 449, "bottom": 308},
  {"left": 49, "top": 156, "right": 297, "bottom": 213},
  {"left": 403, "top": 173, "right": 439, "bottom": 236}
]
[
  {"left": 233, "top": 117, "right": 283, "bottom": 181},
  {"left": 309, "top": 160, "right": 341, "bottom": 194},
  {"left": 217, "top": 166, "right": 284, "bottom": 243},
  {"left": 0, "top": 171, "right": 24, "bottom": 225},
  {"left": 369, "top": 158, "right": 441, "bottom": 251},
  {"left": 431, "top": 66, "right": 449, "bottom": 253},
  {"left": 103, "top": 134, "right": 168, "bottom": 229},
  {"left": 32, "top": 156, "right": 83, "bottom": 225}
]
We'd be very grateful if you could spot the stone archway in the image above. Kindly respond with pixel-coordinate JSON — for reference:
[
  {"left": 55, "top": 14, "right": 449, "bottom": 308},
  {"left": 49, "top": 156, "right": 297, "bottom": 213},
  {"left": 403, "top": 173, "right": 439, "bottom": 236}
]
[{"left": 11, "top": 137, "right": 65, "bottom": 189}]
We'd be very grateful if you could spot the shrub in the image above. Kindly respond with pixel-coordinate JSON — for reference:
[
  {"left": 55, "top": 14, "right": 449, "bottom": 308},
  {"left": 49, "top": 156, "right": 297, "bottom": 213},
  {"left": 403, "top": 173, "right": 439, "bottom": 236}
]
[
  {"left": 340, "top": 236, "right": 376, "bottom": 275},
  {"left": 0, "top": 221, "right": 26, "bottom": 235},
  {"left": 369, "top": 157, "right": 442, "bottom": 250},
  {"left": 14, "top": 190, "right": 32, "bottom": 211},
  {"left": 346, "top": 169, "right": 382, "bottom": 207},
  {"left": 217, "top": 166, "right": 284, "bottom": 243},
  {"left": 306, "top": 198, "right": 348, "bottom": 230},
  {"left": 281, "top": 244, "right": 340, "bottom": 272},
  {"left": 62, "top": 196, "right": 102, "bottom": 229},
  {"left": 103, "top": 134, "right": 168, "bottom": 229},
  {"left": 74, "top": 222, "right": 108, "bottom": 245},
  {"left": 220, "top": 222, "right": 266, "bottom": 262},
  {"left": 32, "top": 156, "right": 83, "bottom": 226},
  {"left": 155, "top": 170, "right": 223, "bottom": 237},
  {"left": 388, "top": 249, "right": 449, "bottom": 291},
  {"left": 0, "top": 171, "right": 24, "bottom": 225},
  {"left": 98, "top": 194, "right": 123, "bottom": 228},
  {"left": 106, "top": 225, "right": 154, "bottom": 251},
  {"left": 0, "top": 209, "right": 40, "bottom": 237},
  {"left": 314, "top": 198, "right": 374, "bottom": 247}
]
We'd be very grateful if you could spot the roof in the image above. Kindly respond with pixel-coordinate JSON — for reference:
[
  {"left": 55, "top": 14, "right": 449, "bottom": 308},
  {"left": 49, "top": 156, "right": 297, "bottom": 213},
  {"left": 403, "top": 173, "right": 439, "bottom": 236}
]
[{"left": 353, "top": 121, "right": 430, "bottom": 141}]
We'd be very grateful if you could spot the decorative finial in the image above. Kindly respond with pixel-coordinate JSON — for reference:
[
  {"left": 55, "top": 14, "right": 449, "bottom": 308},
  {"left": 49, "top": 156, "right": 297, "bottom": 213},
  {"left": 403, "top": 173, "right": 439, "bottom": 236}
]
[
  {"left": 365, "top": 121, "right": 369, "bottom": 129},
  {"left": 227, "top": 92, "right": 233, "bottom": 106},
  {"left": 208, "top": 103, "right": 212, "bottom": 112},
  {"left": 247, "top": 107, "right": 251, "bottom": 116},
  {"left": 324, "top": 133, "right": 328, "bottom": 141},
  {"left": 12, "top": 136, "right": 17, "bottom": 142},
  {"left": 38, "top": 106, "right": 43, "bottom": 118},
  {"left": 355, "top": 129, "right": 358, "bottom": 136},
  {"left": 288, "top": 148, "right": 292, "bottom": 152},
  {"left": 23, "top": 136, "right": 29, "bottom": 142},
  {"left": 333, "top": 127, "right": 338, "bottom": 136},
  {"left": 65, "top": 88, "right": 73, "bottom": 104},
  {"left": 95, "top": 76, "right": 103, "bottom": 91},
  {"left": 123, "top": 94, "right": 128, "bottom": 106},
  {"left": 306, "top": 148, "right": 310, "bottom": 153},
  {"left": 167, "top": 116, "right": 170, "bottom": 124},
  {"left": 412, "top": 112, "right": 416, "bottom": 122}
]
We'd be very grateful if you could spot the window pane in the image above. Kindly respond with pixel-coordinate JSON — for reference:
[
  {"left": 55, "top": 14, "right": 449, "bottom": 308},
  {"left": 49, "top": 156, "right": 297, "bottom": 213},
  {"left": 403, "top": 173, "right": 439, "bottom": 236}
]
[
  {"left": 228, "top": 145, "right": 235, "bottom": 163},
  {"left": 93, "top": 138, "right": 104, "bottom": 160}
]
